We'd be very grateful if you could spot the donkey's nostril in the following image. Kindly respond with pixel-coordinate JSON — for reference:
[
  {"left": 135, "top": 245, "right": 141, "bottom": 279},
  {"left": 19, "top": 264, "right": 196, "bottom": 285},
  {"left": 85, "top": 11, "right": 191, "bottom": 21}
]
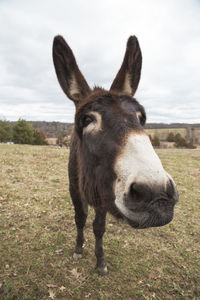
[
  {"left": 128, "top": 182, "right": 152, "bottom": 203},
  {"left": 130, "top": 182, "right": 136, "bottom": 194},
  {"left": 129, "top": 182, "right": 142, "bottom": 202},
  {"left": 130, "top": 182, "right": 136, "bottom": 192},
  {"left": 166, "top": 179, "right": 179, "bottom": 202}
]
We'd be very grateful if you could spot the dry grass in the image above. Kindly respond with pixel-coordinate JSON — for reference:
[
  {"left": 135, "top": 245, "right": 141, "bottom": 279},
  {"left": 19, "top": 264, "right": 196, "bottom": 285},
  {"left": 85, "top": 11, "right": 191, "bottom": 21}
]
[{"left": 0, "top": 144, "right": 200, "bottom": 300}]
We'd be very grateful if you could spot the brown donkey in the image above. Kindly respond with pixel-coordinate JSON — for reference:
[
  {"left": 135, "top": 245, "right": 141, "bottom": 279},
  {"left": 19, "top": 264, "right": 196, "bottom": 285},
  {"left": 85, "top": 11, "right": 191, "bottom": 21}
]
[{"left": 52, "top": 35, "right": 178, "bottom": 275}]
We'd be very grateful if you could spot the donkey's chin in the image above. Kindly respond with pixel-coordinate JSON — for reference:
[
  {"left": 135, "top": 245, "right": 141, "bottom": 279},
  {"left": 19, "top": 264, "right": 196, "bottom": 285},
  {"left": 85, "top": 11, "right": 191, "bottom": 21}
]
[
  {"left": 126, "top": 210, "right": 174, "bottom": 229},
  {"left": 115, "top": 198, "right": 174, "bottom": 229}
]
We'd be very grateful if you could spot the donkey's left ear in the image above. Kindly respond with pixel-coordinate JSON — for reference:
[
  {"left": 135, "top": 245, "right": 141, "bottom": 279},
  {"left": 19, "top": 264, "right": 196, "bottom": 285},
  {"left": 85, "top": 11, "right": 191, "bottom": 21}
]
[
  {"left": 110, "top": 36, "right": 142, "bottom": 96},
  {"left": 53, "top": 35, "right": 91, "bottom": 105}
]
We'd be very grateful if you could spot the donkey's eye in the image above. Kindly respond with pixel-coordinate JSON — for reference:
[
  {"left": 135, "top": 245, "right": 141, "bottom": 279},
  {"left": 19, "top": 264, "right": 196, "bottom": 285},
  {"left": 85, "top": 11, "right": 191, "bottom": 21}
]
[
  {"left": 136, "top": 111, "right": 146, "bottom": 126},
  {"left": 82, "top": 115, "right": 94, "bottom": 128}
]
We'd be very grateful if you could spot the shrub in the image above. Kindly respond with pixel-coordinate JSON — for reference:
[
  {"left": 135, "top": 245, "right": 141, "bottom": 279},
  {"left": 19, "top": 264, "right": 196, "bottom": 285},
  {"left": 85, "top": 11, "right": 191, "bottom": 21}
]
[
  {"left": 151, "top": 135, "right": 160, "bottom": 147},
  {"left": 186, "top": 142, "right": 196, "bottom": 149},
  {"left": 0, "top": 120, "right": 13, "bottom": 142},
  {"left": 174, "top": 133, "right": 196, "bottom": 149},
  {"left": 56, "top": 132, "right": 71, "bottom": 147},
  {"left": 33, "top": 130, "right": 48, "bottom": 145},
  {"left": 167, "top": 132, "right": 175, "bottom": 142},
  {"left": 12, "top": 119, "right": 34, "bottom": 144}
]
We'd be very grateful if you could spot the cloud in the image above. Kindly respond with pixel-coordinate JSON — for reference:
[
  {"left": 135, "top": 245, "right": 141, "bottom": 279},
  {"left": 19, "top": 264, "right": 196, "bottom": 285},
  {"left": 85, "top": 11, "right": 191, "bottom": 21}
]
[{"left": 0, "top": 0, "right": 200, "bottom": 123}]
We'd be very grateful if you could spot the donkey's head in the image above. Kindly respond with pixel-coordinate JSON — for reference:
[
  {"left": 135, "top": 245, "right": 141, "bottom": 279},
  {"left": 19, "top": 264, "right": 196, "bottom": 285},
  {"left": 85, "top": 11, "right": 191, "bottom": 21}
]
[{"left": 53, "top": 35, "right": 178, "bottom": 229}]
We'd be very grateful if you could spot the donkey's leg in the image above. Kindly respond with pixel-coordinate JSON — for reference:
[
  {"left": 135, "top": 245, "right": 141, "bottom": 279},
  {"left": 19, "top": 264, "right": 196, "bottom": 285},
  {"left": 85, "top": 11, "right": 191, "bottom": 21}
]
[
  {"left": 93, "top": 209, "right": 108, "bottom": 275},
  {"left": 70, "top": 185, "right": 88, "bottom": 259},
  {"left": 73, "top": 202, "right": 88, "bottom": 259}
]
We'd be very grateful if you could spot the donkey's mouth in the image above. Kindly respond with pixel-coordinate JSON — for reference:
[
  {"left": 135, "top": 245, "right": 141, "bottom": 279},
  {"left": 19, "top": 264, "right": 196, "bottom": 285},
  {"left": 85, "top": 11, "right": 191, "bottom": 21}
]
[
  {"left": 126, "top": 208, "right": 174, "bottom": 229},
  {"left": 115, "top": 197, "right": 176, "bottom": 229},
  {"left": 115, "top": 197, "right": 149, "bottom": 226}
]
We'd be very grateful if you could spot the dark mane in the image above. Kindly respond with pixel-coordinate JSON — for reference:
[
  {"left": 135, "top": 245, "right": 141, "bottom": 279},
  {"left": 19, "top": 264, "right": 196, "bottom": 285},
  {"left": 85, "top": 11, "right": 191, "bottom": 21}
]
[{"left": 93, "top": 85, "right": 105, "bottom": 92}]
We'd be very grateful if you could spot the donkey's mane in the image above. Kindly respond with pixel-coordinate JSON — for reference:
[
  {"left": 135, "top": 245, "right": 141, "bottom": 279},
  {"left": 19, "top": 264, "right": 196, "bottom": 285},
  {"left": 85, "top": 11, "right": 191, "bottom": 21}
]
[{"left": 93, "top": 85, "right": 105, "bottom": 92}]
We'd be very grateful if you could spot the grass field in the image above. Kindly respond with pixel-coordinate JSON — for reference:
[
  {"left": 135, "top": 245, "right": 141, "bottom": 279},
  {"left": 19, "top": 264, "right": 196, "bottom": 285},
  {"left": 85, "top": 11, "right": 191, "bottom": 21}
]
[{"left": 0, "top": 144, "right": 200, "bottom": 300}]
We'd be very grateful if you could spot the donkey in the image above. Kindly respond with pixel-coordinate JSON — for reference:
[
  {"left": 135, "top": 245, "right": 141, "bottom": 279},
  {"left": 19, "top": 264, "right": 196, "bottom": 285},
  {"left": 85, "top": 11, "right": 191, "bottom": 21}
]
[{"left": 52, "top": 35, "right": 178, "bottom": 275}]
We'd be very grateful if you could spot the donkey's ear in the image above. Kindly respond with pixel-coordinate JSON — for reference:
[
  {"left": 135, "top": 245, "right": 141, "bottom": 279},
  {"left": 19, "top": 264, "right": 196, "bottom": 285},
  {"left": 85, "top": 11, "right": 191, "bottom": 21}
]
[
  {"left": 53, "top": 35, "right": 91, "bottom": 104},
  {"left": 110, "top": 36, "right": 142, "bottom": 96}
]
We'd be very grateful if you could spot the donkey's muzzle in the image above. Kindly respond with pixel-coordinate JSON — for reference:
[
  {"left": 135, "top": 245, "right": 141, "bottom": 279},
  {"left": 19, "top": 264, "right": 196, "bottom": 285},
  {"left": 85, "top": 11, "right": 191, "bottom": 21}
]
[{"left": 124, "top": 179, "right": 179, "bottom": 229}]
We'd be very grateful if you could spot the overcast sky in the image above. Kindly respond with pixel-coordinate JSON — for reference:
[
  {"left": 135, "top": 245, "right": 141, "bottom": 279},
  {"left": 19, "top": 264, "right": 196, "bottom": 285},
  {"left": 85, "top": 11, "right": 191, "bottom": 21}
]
[{"left": 0, "top": 0, "right": 200, "bottom": 123}]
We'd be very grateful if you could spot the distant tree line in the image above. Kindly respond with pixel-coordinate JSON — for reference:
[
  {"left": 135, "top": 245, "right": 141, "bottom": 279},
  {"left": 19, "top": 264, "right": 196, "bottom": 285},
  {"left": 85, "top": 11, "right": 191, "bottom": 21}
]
[
  {"left": 10, "top": 120, "right": 73, "bottom": 138},
  {"left": 7, "top": 120, "right": 200, "bottom": 139},
  {"left": 149, "top": 132, "right": 196, "bottom": 149},
  {"left": 1, "top": 119, "right": 198, "bottom": 149},
  {"left": 145, "top": 123, "right": 200, "bottom": 129},
  {"left": 0, "top": 119, "right": 47, "bottom": 145}
]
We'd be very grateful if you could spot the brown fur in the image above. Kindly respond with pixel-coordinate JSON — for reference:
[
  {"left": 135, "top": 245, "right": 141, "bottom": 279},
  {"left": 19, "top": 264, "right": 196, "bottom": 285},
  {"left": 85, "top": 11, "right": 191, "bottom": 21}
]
[{"left": 52, "top": 35, "right": 178, "bottom": 275}]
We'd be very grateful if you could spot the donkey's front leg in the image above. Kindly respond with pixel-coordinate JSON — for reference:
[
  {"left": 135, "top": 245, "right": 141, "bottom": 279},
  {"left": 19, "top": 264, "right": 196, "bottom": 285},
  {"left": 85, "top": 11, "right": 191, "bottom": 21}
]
[
  {"left": 93, "top": 208, "right": 108, "bottom": 275},
  {"left": 73, "top": 205, "right": 88, "bottom": 259}
]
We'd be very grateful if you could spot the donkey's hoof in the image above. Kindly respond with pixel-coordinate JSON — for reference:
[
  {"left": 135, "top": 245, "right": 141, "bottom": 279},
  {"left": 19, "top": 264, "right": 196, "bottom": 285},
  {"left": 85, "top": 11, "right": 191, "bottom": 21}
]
[
  {"left": 73, "top": 253, "right": 82, "bottom": 260},
  {"left": 98, "top": 265, "right": 108, "bottom": 276}
]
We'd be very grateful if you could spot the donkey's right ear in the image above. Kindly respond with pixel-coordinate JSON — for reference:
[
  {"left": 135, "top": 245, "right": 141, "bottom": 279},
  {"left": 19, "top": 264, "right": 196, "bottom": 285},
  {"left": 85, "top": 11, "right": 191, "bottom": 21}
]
[{"left": 53, "top": 35, "right": 91, "bottom": 104}]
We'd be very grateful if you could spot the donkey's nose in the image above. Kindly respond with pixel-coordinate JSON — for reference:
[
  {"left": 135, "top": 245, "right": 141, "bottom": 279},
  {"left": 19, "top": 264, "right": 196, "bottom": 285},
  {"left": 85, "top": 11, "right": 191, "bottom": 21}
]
[{"left": 125, "top": 179, "right": 178, "bottom": 210}]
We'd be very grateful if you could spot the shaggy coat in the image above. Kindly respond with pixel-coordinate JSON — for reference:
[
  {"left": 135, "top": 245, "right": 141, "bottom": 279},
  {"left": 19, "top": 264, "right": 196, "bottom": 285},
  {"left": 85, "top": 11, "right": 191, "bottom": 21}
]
[{"left": 53, "top": 35, "right": 178, "bottom": 275}]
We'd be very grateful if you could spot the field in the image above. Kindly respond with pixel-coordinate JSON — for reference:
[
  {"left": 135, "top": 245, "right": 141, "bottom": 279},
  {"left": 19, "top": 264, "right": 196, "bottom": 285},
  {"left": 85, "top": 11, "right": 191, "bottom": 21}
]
[{"left": 0, "top": 145, "right": 200, "bottom": 300}]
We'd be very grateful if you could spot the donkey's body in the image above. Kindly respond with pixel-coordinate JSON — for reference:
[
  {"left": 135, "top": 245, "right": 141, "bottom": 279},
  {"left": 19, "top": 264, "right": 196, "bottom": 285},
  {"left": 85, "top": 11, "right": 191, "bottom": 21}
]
[{"left": 53, "top": 35, "right": 178, "bottom": 275}]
